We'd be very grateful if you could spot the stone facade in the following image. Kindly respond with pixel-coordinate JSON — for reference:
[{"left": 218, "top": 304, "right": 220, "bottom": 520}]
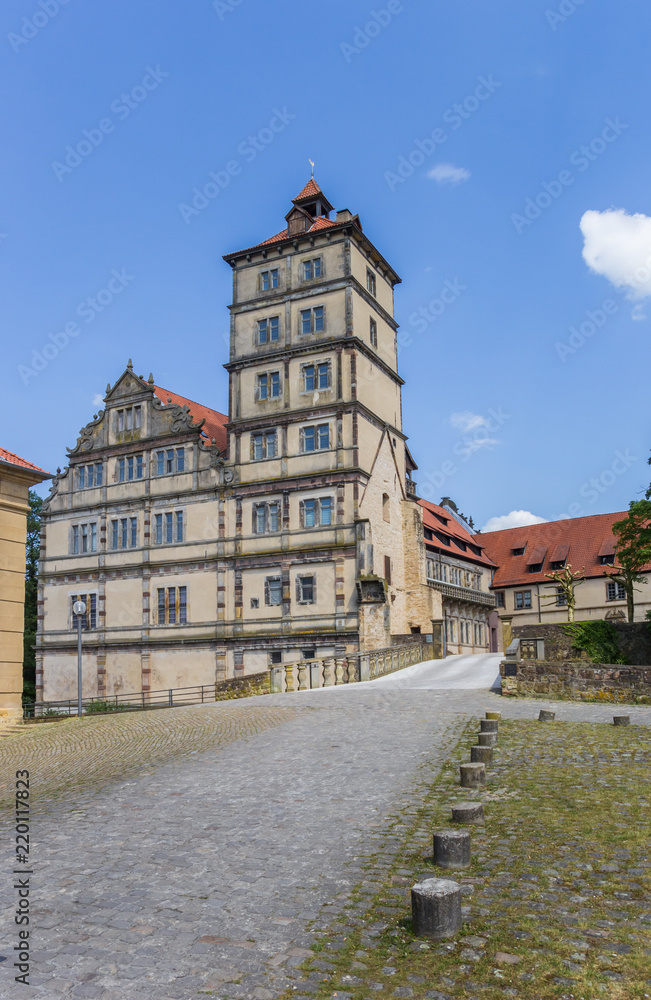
[
  {"left": 512, "top": 621, "right": 651, "bottom": 666},
  {"left": 500, "top": 659, "right": 651, "bottom": 703},
  {"left": 38, "top": 182, "right": 445, "bottom": 702},
  {"left": 0, "top": 450, "right": 50, "bottom": 720}
]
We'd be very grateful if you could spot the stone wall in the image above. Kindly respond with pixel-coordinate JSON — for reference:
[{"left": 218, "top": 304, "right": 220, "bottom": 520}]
[
  {"left": 501, "top": 659, "right": 651, "bottom": 703},
  {"left": 513, "top": 621, "right": 651, "bottom": 665},
  {"left": 214, "top": 670, "right": 270, "bottom": 701}
]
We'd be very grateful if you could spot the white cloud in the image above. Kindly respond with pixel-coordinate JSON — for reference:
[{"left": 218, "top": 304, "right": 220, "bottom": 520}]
[
  {"left": 427, "top": 163, "right": 470, "bottom": 185},
  {"left": 631, "top": 303, "right": 647, "bottom": 322},
  {"left": 580, "top": 208, "right": 651, "bottom": 301},
  {"left": 92, "top": 393, "right": 104, "bottom": 407},
  {"left": 479, "top": 510, "right": 548, "bottom": 533},
  {"left": 449, "top": 411, "right": 488, "bottom": 433}
]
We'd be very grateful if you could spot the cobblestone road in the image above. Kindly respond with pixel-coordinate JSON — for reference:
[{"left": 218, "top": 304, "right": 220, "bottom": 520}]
[{"left": 1, "top": 682, "right": 649, "bottom": 1000}]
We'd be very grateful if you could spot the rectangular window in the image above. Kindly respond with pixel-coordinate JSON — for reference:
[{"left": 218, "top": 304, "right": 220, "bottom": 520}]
[
  {"left": 165, "top": 512, "right": 173, "bottom": 544},
  {"left": 270, "top": 371, "right": 280, "bottom": 398},
  {"left": 134, "top": 405, "right": 141, "bottom": 428},
  {"left": 72, "top": 593, "right": 97, "bottom": 630},
  {"left": 303, "top": 362, "right": 330, "bottom": 392},
  {"left": 260, "top": 268, "right": 279, "bottom": 290},
  {"left": 130, "top": 517, "right": 138, "bottom": 548},
  {"left": 512, "top": 546, "right": 525, "bottom": 556},
  {"left": 72, "top": 525, "right": 79, "bottom": 554},
  {"left": 296, "top": 575, "right": 315, "bottom": 604},
  {"left": 320, "top": 497, "right": 332, "bottom": 525},
  {"left": 370, "top": 317, "right": 378, "bottom": 347},
  {"left": 303, "top": 364, "right": 316, "bottom": 391},
  {"left": 156, "top": 586, "right": 187, "bottom": 625},
  {"left": 252, "top": 430, "right": 277, "bottom": 460},
  {"left": 515, "top": 591, "right": 532, "bottom": 610},
  {"left": 269, "top": 650, "right": 282, "bottom": 664},
  {"left": 258, "top": 372, "right": 281, "bottom": 400},
  {"left": 127, "top": 456, "right": 134, "bottom": 481},
  {"left": 303, "top": 258, "right": 322, "bottom": 280},
  {"left": 599, "top": 554, "right": 615, "bottom": 565},
  {"left": 300, "top": 307, "right": 324, "bottom": 334},
  {"left": 175, "top": 511, "right": 183, "bottom": 543},
  {"left": 254, "top": 504, "right": 266, "bottom": 533},
  {"left": 495, "top": 591, "right": 505, "bottom": 608},
  {"left": 166, "top": 450, "right": 174, "bottom": 474},
  {"left": 556, "top": 588, "right": 567, "bottom": 606},
  {"left": 118, "top": 458, "right": 125, "bottom": 482},
  {"left": 120, "top": 518, "right": 128, "bottom": 549},
  {"left": 607, "top": 582, "right": 626, "bottom": 601},
  {"left": 269, "top": 502, "right": 279, "bottom": 531},
  {"left": 154, "top": 513, "right": 163, "bottom": 545},
  {"left": 304, "top": 499, "right": 316, "bottom": 527},
  {"left": 116, "top": 410, "right": 124, "bottom": 433},
  {"left": 317, "top": 362, "right": 329, "bottom": 389},
  {"left": 111, "top": 520, "right": 118, "bottom": 549},
  {"left": 78, "top": 467, "right": 85, "bottom": 489},
  {"left": 258, "top": 316, "right": 280, "bottom": 344},
  {"left": 80, "top": 524, "right": 89, "bottom": 553},
  {"left": 158, "top": 588, "right": 165, "bottom": 624},
  {"left": 265, "top": 576, "right": 282, "bottom": 606},
  {"left": 176, "top": 448, "right": 185, "bottom": 472},
  {"left": 258, "top": 373, "right": 268, "bottom": 400},
  {"left": 168, "top": 587, "right": 177, "bottom": 624},
  {"left": 301, "top": 424, "right": 330, "bottom": 452},
  {"left": 367, "top": 269, "right": 377, "bottom": 296},
  {"left": 384, "top": 555, "right": 392, "bottom": 585},
  {"left": 157, "top": 451, "right": 164, "bottom": 475},
  {"left": 528, "top": 562, "right": 543, "bottom": 573}
]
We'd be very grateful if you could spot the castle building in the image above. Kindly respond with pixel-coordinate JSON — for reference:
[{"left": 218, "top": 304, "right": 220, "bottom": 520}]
[{"left": 37, "top": 181, "right": 496, "bottom": 702}]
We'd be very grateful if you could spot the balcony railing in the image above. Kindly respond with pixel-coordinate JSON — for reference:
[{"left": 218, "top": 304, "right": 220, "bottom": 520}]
[{"left": 427, "top": 579, "right": 496, "bottom": 607}]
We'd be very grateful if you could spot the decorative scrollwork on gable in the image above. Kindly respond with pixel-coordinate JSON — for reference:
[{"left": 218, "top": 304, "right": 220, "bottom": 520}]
[{"left": 66, "top": 410, "right": 105, "bottom": 456}]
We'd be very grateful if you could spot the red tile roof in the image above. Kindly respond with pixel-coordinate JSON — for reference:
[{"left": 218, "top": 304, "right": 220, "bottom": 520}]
[
  {"left": 0, "top": 447, "right": 50, "bottom": 478},
  {"left": 153, "top": 387, "right": 228, "bottom": 454},
  {"left": 258, "top": 214, "right": 343, "bottom": 248},
  {"left": 476, "top": 511, "right": 651, "bottom": 587},
  {"left": 293, "top": 178, "right": 323, "bottom": 202},
  {"left": 419, "top": 499, "right": 497, "bottom": 568}
]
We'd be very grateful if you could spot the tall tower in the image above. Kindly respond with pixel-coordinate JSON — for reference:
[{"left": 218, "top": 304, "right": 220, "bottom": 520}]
[{"left": 221, "top": 180, "right": 430, "bottom": 671}]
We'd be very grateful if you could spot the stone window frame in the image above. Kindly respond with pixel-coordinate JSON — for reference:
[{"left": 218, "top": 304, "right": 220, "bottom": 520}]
[
  {"left": 302, "top": 257, "right": 323, "bottom": 282},
  {"left": 366, "top": 268, "right": 377, "bottom": 297},
  {"left": 301, "top": 360, "right": 331, "bottom": 393},
  {"left": 70, "top": 592, "right": 98, "bottom": 630},
  {"left": 252, "top": 500, "right": 281, "bottom": 534},
  {"left": 155, "top": 447, "right": 186, "bottom": 476},
  {"left": 257, "top": 315, "right": 281, "bottom": 345},
  {"left": 606, "top": 581, "right": 626, "bottom": 602},
  {"left": 110, "top": 516, "right": 139, "bottom": 550},
  {"left": 299, "top": 305, "right": 325, "bottom": 336},
  {"left": 259, "top": 268, "right": 280, "bottom": 292},
  {"left": 256, "top": 370, "right": 282, "bottom": 402},
  {"left": 299, "top": 496, "right": 333, "bottom": 528},
  {"left": 369, "top": 317, "right": 378, "bottom": 348},
  {"left": 299, "top": 422, "right": 330, "bottom": 454},
  {"left": 77, "top": 462, "right": 103, "bottom": 490},
  {"left": 295, "top": 574, "right": 316, "bottom": 605},
  {"left": 153, "top": 509, "right": 185, "bottom": 545},
  {"left": 250, "top": 429, "right": 278, "bottom": 461},
  {"left": 118, "top": 453, "right": 145, "bottom": 482},
  {"left": 514, "top": 590, "right": 532, "bottom": 610},
  {"left": 115, "top": 405, "right": 142, "bottom": 434},
  {"left": 264, "top": 576, "right": 282, "bottom": 606},
  {"left": 156, "top": 585, "right": 188, "bottom": 625},
  {"left": 71, "top": 521, "right": 98, "bottom": 555}
]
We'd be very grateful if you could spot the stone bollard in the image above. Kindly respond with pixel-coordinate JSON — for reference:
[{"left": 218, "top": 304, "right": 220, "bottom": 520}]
[
  {"left": 485, "top": 711, "right": 501, "bottom": 721},
  {"left": 480, "top": 719, "right": 499, "bottom": 733},
  {"left": 451, "top": 801, "right": 485, "bottom": 824},
  {"left": 613, "top": 715, "right": 631, "bottom": 726},
  {"left": 459, "top": 762, "right": 485, "bottom": 788},
  {"left": 538, "top": 710, "right": 555, "bottom": 722},
  {"left": 471, "top": 745, "right": 493, "bottom": 765},
  {"left": 411, "top": 878, "right": 462, "bottom": 939},
  {"left": 478, "top": 732, "right": 497, "bottom": 747},
  {"left": 433, "top": 829, "right": 471, "bottom": 870}
]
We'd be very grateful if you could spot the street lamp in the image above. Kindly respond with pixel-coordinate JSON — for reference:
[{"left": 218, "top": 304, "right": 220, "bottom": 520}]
[{"left": 72, "top": 600, "right": 86, "bottom": 717}]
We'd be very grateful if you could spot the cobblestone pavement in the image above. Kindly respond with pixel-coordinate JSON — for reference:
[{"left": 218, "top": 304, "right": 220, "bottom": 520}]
[{"left": 0, "top": 682, "right": 649, "bottom": 1000}]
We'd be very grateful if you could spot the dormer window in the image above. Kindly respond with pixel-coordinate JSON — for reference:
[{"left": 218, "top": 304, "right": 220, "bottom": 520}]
[{"left": 512, "top": 546, "right": 525, "bottom": 556}]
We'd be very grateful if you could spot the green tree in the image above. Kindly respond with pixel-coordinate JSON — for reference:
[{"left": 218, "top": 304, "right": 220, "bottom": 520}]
[
  {"left": 23, "top": 490, "right": 42, "bottom": 704},
  {"left": 611, "top": 498, "right": 651, "bottom": 623}
]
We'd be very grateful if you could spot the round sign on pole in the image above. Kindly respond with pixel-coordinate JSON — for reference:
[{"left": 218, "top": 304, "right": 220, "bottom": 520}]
[{"left": 73, "top": 601, "right": 86, "bottom": 616}]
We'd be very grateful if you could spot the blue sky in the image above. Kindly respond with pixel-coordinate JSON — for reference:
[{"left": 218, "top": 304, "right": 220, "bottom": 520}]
[{"left": 2, "top": 0, "right": 650, "bottom": 529}]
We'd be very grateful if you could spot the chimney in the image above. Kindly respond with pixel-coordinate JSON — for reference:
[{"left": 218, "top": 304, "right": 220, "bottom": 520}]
[{"left": 336, "top": 209, "right": 353, "bottom": 223}]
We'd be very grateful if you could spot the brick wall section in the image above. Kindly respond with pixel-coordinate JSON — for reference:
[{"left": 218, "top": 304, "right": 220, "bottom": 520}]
[
  {"left": 214, "top": 670, "right": 270, "bottom": 701},
  {"left": 501, "top": 659, "right": 651, "bottom": 704}
]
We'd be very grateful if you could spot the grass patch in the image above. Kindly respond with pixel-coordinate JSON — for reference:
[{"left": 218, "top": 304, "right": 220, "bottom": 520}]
[{"left": 288, "top": 718, "right": 651, "bottom": 1000}]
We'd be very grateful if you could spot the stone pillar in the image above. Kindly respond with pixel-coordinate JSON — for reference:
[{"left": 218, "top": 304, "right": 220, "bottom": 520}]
[
  {"left": 411, "top": 878, "right": 462, "bottom": 939},
  {"left": 500, "top": 615, "right": 513, "bottom": 653},
  {"left": 431, "top": 618, "right": 445, "bottom": 659}
]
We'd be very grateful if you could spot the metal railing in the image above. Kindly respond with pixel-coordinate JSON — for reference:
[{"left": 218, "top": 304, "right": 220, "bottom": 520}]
[
  {"left": 24, "top": 683, "right": 216, "bottom": 718},
  {"left": 269, "top": 640, "right": 432, "bottom": 694}
]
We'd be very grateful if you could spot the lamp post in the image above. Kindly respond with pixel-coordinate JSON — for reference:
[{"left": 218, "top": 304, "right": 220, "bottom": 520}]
[{"left": 72, "top": 600, "right": 86, "bottom": 717}]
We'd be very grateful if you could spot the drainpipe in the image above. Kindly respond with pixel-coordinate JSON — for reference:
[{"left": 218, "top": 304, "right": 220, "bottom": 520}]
[{"left": 536, "top": 583, "right": 542, "bottom": 623}]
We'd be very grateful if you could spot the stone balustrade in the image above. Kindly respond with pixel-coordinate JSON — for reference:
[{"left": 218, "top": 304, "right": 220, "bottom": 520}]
[{"left": 269, "top": 639, "right": 433, "bottom": 693}]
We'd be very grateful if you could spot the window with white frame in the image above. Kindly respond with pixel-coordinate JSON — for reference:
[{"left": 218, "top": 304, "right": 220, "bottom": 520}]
[
  {"left": 72, "top": 522, "right": 97, "bottom": 554},
  {"left": 257, "top": 371, "right": 281, "bottom": 400},
  {"left": 153, "top": 510, "right": 184, "bottom": 545},
  {"left": 251, "top": 430, "right": 277, "bottom": 460},
  {"left": 366, "top": 269, "right": 377, "bottom": 296},
  {"left": 118, "top": 454, "right": 144, "bottom": 482},
  {"left": 300, "top": 496, "right": 333, "bottom": 528},
  {"left": 253, "top": 502, "right": 280, "bottom": 534},
  {"left": 265, "top": 576, "right": 282, "bottom": 606},
  {"left": 110, "top": 516, "right": 138, "bottom": 550},
  {"left": 369, "top": 317, "right": 378, "bottom": 348},
  {"left": 71, "top": 593, "right": 97, "bottom": 629},
  {"left": 296, "top": 574, "right": 316, "bottom": 604},
  {"left": 77, "top": 463, "right": 103, "bottom": 489},
  {"left": 258, "top": 316, "right": 280, "bottom": 344},
  {"left": 157, "top": 586, "right": 187, "bottom": 625},
  {"left": 301, "top": 423, "right": 330, "bottom": 452},
  {"left": 300, "top": 306, "right": 324, "bottom": 334},
  {"left": 302, "top": 362, "right": 330, "bottom": 392},
  {"left": 606, "top": 581, "right": 626, "bottom": 601},
  {"left": 303, "top": 258, "right": 322, "bottom": 280},
  {"left": 115, "top": 406, "right": 141, "bottom": 433},
  {"left": 156, "top": 448, "right": 185, "bottom": 475},
  {"left": 260, "top": 268, "right": 279, "bottom": 291}
]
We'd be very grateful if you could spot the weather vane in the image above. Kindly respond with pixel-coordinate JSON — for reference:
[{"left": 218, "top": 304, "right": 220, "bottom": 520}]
[{"left": 309, "top": 158, "right": 315, "bottom": 178}]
